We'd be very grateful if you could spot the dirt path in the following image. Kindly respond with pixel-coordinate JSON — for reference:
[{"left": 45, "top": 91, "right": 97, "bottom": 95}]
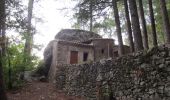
[{"left": 7, "top": 81, "right": 85, "bottom": 100}]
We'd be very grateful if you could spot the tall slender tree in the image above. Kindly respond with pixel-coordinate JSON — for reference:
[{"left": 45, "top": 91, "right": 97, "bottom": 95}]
[
  {"left": 148, "top": 0, "right": 158, "bottom": 47},
  {"left": 23, "top": 0, "right": 34, "bottom": 65},
  {"left": 0, "top": 0, "right": 6, "bottom": 54},
  {"left": 138, "top": 0, "right": 149, "bottom": 49},
  {"left": 128, "top": 0, "right": 144, "bottom": 51},
  {"left": 159, "top": 0, "right": 170, "bottom": 43},
  {"left": 73, "top": 0, "right": 95, "bottom": 31},
  {"left": 112, "top": 0, "right": 124, "bottom": 55},
  {"left": 89, "top": 0, "right": 93, "bottom": 32},
  {"left": 0, "top": 0, "right": 8, "bottom": 99},
  {"left": 0, "top": 50, "right": 7, "bottom": 100},
  {"left": 123, "top": 0, "right": 134, "bottom": 52}
]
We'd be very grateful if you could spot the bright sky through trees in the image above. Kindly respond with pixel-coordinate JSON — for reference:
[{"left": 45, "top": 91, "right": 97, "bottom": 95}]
[{"left": 30, "top": 0, "right": 76, "bottom": 58}]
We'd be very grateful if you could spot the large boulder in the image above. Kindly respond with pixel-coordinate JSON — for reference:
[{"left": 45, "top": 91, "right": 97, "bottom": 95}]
[
  {"left": 42, "top": 41, "right": 54, "bottom": 77},
  {"left": 55, "top": 29, "right": 102, "bottom": 42}
]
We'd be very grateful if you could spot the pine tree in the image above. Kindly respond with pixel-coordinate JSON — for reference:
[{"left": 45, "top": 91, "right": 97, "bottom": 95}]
[
  {"left": 138, "top": 0, "right": 149, "bottom": 49},
  {"left": 123, "top": 0, "right": 134, "bottom": 52},
  {"left": 112, "top": 0, "right": 124, "bottom": 55},
  {"left": 159, "top": 0, "right": 170, "bottom": 43},
  {"left": 128, "top": 0, "right": 144, "bottom": 51},
  {"left": 148, "top": 0, "right": 158, "bottom": 46},
  {"left": 0, "top": 0, "right": 8, "bottom": 99}
]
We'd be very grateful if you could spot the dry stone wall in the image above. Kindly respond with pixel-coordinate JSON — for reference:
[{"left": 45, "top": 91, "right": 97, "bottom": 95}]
[{"left": 55, "top": 45, "right": 170, "bottom": 100}]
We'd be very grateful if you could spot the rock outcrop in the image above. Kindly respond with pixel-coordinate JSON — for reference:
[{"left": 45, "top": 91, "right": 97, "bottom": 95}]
[
  {"left": 56, "top": 45, "right": 170, "bottom": 100},
  {"left": 55, "top": 29, "right": 102, "bottom": 42},
  {"left": 43, "top": 41, "right": 54, "bottom": 77}
]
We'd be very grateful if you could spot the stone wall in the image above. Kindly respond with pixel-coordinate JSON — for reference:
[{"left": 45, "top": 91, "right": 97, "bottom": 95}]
[
  {"left": 47, "top": 40, "right": 94, "bottom": 82},
  {"left": 55, "top": 45, "right": 170, "bottom": 100}
]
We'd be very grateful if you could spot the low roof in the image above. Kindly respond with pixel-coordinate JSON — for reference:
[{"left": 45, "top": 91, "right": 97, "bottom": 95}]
[{"left": 55, "top": 29, "right": 102, "bottom": 42}]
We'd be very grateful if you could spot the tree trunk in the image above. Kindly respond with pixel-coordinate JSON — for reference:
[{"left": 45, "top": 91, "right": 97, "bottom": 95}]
[
  {"left": 7, "top": 49, "right": 12, "bottom": 89},
  {"left": 112, "top": 0, "right": 124, "bottom": 56},
  {"left": 0, "top": 0, "right": 8, "bottom": 99},
  {"left": 123, "top": 0, "right": 134, "bottom": 52},
  {"left": 148, "top": 0, "right": 158, "bottom": 47},
  {"left": 89, "top": 0, "right": 93, "bottom": 32},
  {"left": 0, "top": 50, "right": 7, "bottom": 100},
  {"left": 0, "top": 0, "right": 6, "bottom": 54},
  {"left": 138, "top": 0, "right": 149, "bottom": 49},
  {"left": 159, "top": 0, "right": 170, "bottom": 43},
  {"left": 128, "top": 0, "right": 144, "bottom": 51},
  {"left": 23, "top": 0, "right": 34, "bottom": 68},
  {"left": 24, "top": 0, "right": 34, "bottom": 57}
]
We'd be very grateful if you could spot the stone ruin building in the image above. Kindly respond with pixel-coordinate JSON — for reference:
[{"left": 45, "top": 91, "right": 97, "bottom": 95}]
[
  {"left": 44, "top": 29, "right": 130, "bottom": 81},
  {"left": 43, "top": 29, "right": 170, "bottom": 99}
]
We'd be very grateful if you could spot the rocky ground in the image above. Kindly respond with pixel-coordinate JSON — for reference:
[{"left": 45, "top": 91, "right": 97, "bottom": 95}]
[{"left": 7, "top": 81, "right": 85, "bottom": 100}]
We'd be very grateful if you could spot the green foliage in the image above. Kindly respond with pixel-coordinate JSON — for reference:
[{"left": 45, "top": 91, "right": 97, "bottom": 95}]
[
  {"left": 33, "top": 60, "right": 46, "bottom": 77},
  {"left": 3, "top": 36, "right": 40, "bottom": 89},
  {"left": 93, "top": 17, "right": 116, "bottom": 37},
  {"left": 71, "top": 0, "right": 170, "bottom": 47},
  {"left": 71, "top": 0, "right": 112, "bottom": 32},
  {"left": 1, "top": 0, "right": 41, "bottom": 90},
  {"left": 6, "top": 0, "right": 27, "bottom": 32}
]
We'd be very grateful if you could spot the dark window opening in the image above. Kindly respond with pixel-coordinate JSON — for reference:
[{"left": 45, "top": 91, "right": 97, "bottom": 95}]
[
  {"left": 101, "top": 49, "right": 104, "bottom": 54},
  {"left": 83, "top": 52, "right": 88, "bottom": 61}
]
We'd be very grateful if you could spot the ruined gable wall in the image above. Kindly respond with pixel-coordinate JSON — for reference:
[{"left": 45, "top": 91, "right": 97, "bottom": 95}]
[
  {"left": 56, "top": 45, "right": 170, "bottom": 100},
  {"left": 92, "top": 39, "right": 114, "bottom": 61}
]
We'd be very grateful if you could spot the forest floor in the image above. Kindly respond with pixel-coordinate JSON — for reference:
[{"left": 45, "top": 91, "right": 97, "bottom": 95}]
[{"left": 7, "top": 81, "right": 85, "bottom": 100}]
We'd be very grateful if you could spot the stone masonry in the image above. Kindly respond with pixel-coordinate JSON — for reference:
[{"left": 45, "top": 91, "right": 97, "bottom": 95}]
[
  {"left": 44, "top": 29, "right": 131, "bottom": 82},
  {"left": 55, "top": 45, "right": 170, "bottom": 100}
]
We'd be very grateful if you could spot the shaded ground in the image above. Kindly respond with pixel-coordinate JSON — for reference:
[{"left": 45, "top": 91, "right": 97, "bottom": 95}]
[{"left": 7, "top": 81, "right": 85, "bottom": 100}]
